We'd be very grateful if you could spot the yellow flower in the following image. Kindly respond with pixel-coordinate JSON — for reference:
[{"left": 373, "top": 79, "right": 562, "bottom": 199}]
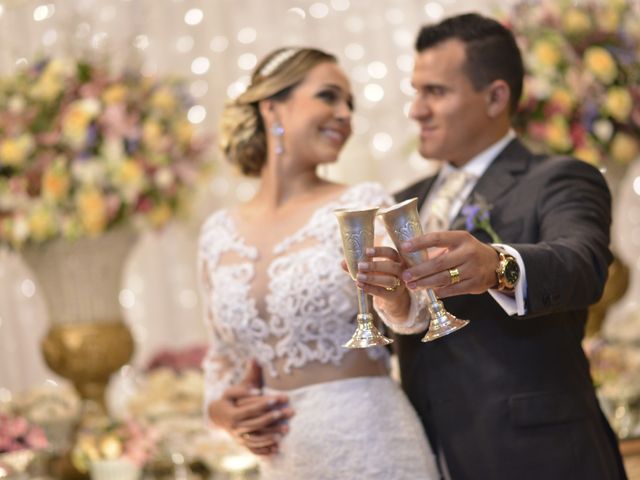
[
  {"left": 175, "top": 120, "right": 194, "bottom": 145},
  {"left": 610, "top": 132, "right": 639, "bottom": 164},
  {"left": 113, "top": 159, "right": 146, "bottom": 202},
  {"left": 28, "top": 205, "right": 56, "bottom": 241},
  {"left": 546, "top": 116, "right": 572, "bottom": 151},
  {"left": 533, "top": 39, "right": 562, "bottom": 69},
  {"left": 102, "top": 84, "right": 128, "bottom": 105},
  {"left": 114, "top": 159, "right": 145, "bottom": 188},
  {"left": 11, "top": 215, "right": 30, "bottom": 246},
  {"left": 0, "top": 134, "right": 34, "bottom": 167},
  {"left": 148, "top": 202, "right": 173, "bottom": 227},
  {"left": 30, "top": 74, "right": 63, "bottom": 102},
  {"left": 549, "top": 88, "right": 575, "bottom": 115},
  {"left": 604, "top": 87, "right": 633, "bottom": 123},
  {"left": 143, "top": 120, "right": 163, "bottom": 145},
  {"left": 574, "top": 144, "right": 602, "bottom": 166},
  {"left": 63, "top": 99, "right": 100, "bottom": 148},
  {"left": 583, "top": 47, "right": 617, "bottom": 85},
  {"left": 42, "top": 163, "right": 71, "bottom": 202},
  {"left": 98, "top": 434, "right": 123, "bottom": 460},
  {"left": 76, "top": 188, "right": 108, "bottom": 235},
  {"left": 150, "top": 87, "right": 177, "bottom": 113},
  {"left": 598, "top": 7, "right": 621, "bottom": 33},
  {"left": 562, "top": 8, "right": 592, "bottom": 36}
]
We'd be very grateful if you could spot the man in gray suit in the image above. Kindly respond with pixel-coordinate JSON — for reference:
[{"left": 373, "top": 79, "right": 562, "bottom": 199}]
[{"left": 358, "top": 13, "right": 627, "bottom": 480}]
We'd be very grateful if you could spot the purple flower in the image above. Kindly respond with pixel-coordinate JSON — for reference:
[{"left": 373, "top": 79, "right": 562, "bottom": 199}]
[{"left": 462, "top": 195, "right": 501, "bottom": 243}]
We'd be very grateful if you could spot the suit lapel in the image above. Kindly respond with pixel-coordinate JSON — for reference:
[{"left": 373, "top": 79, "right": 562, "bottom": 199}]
[{"left": 450, "top": 139, "right": 532, "bottom": 231}]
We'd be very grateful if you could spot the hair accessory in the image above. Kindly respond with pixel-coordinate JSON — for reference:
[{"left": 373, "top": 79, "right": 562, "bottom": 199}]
[{"left": 259, "top": 48, "right": 298, "bottom": 77}]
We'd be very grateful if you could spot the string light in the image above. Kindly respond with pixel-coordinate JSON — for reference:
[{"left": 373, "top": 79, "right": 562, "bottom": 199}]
[
  {"left": 191, "top": 56, "right": 210, "bottom": 75},
  {"left": 344, "top": 43, "right": 365, "bottom": 61},
  {"left": 184, "top": 8, "right": 203, "bottom": 26},
  {"left": 330, "top": 0, "right": 350, "bottom": 11},
  {"left": 33, "top": 4, "right": 54, "bottom": 22},
  {"left": 210, "top": 35, "right": 229, "bottom": 52},
  {"left": 187, "top": 105, "right": 206, "bottom": 124},
  {"left": 309, "top": 2, "right": 330, "bottom": 19},
  {"left": 287, "top": 7, "right": 306, "bottom": 19},
  {"left": 176, "top": 35, "right": 194, "bottom": 53},
  {"left": 237, "top": 27, "right": 257, "bottom": 44}
]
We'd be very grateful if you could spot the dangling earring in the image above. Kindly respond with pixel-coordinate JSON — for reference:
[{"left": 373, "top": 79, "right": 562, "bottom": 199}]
[{"left": 271, "top": 121, "right": 285, "bottom": 156}]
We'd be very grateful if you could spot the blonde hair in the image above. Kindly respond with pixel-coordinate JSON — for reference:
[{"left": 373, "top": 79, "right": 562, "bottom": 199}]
[{"left": 219, "top": 47, "right": 337, "bottom": 176}]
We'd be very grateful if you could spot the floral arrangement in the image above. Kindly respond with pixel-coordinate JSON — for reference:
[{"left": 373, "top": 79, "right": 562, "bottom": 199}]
[
  {"left": 507, "top": 0, "right": 640, "bottom": 168},
  {"left": 0, "top": 57, "right": 212, "bottom": 248},
  {"left": 0, "top": 413, "right": 48, "bottom": 454},
  {"left": 71, "top": 417, "right": 156, "bottom": 472},
  {"left": 582, "top": 336, "right": 640, "bottom": 437},
  {"left": 145, "top": 344, "right": 207, "bottom": 374}
]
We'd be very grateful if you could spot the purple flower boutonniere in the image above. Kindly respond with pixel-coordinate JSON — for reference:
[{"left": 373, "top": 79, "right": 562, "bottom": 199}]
[{"left": 461, "top": 195, "right": 501, "bottom": 243}]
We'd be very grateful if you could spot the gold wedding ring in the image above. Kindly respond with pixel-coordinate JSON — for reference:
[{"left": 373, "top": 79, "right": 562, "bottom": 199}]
[
  {"left": 448, "top": 268, "right": 461, "bottom": 285},
  {"left": 385, "top": 277, "right": 401, "bottom": 292}
]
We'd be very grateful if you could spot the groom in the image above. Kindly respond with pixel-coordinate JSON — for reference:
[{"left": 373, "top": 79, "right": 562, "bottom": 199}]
[{"left": 369, "top": 13, "right": 627, "bottom": 480}]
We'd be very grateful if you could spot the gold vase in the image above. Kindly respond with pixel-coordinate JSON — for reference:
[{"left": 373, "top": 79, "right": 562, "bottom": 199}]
[
  {"left": 21, "top": 228, "right": 137, "bottom": 410},
  {"left": 41, "top": 322, "right": 134, "bottom": 410}
]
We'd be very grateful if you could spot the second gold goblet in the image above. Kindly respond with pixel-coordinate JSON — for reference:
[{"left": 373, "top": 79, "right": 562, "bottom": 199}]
[
  {"left": 378, "top": 197, "right": 469, "bottom": 342},
  {"left": 334, "top": 206, "right": 394, "bottom": 348}
]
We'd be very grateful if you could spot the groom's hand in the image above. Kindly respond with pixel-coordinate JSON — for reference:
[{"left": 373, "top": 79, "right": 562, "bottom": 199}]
[{"left": 400, "top": 230, "right": 498, "bottom": 298}]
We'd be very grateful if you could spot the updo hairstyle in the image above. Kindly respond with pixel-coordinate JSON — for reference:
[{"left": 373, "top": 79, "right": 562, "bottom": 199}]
[{"left": 219, "top": 47, "right": 336, "bottom": 176}]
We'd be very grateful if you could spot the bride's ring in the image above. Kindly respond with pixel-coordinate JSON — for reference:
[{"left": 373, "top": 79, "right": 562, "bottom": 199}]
[
  {"left": 385, "top": 277, "right": 401, "bottom": 292},
  {"left": 241, "top": 432, "right": 251, "bottom": 440}
]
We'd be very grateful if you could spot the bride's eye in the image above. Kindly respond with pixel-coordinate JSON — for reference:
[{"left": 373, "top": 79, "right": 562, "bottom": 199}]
[
  {"left": 317, "top": 90, "right": 339, "bottom": 103},
  {"left": 317, "top": 90, "right": 354, "bottom": 111}
]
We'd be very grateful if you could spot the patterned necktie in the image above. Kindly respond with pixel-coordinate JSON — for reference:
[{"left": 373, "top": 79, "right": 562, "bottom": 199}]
[{"left": 425, "top": 170, "right": 473, "bottom": 232}]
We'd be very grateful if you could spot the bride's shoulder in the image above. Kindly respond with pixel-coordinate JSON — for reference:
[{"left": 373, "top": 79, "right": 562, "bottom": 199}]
[{"left": 199, "top": 208, "right": 232, "bottom": 237}]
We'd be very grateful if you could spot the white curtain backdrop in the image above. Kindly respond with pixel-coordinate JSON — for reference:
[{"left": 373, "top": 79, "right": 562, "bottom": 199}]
[{"left": 0, "top": 0, "right": 520, "bottom": 394}]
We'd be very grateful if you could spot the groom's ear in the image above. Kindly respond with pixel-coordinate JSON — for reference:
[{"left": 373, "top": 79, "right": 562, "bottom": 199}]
[{"left": 485, "top": 80, "right": 510, "bottom": 118}]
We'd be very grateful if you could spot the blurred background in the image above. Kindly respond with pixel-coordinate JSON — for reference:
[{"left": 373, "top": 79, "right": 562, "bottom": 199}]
[{"left": 0, "top": 0, "right": 639, "bottom": 478}]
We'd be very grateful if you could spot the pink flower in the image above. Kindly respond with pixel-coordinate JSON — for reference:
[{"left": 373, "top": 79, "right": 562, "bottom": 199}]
[
  {"left": 5, "top": 417, "right": 29, "bottom": 438},
  {"left": 25, "top": 426, "right": 48, "bottom": 450}
]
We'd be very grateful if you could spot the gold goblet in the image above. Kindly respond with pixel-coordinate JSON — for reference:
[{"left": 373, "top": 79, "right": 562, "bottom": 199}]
[
  {"left": 334, "top": 206, "right": 394, "bottom": 348},
  {"left": 378, "top": 197, "right": 469, "bottom": 341}
]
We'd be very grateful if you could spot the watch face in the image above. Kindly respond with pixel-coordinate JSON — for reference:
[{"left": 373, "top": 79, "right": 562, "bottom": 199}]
[{"left": 504, "top": 260, "right": 520, "bottom": 286}]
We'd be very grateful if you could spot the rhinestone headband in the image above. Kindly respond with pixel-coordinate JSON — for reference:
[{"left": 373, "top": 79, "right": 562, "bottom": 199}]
[{"left": 259, "top": 48, "right": 298, "bottom": 77}]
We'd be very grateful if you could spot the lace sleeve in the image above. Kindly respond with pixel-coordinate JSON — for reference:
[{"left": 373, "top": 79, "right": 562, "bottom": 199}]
[
  {"left": 197, "top": 221, "right": 248, "bottom": 422},
  {"left": 375, "top": 289, "right": 430, "bottom": 334}
]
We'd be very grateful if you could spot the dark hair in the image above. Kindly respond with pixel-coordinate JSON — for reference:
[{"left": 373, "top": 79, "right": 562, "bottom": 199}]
[
  {"left": 219, "top": 48, "right": 336, "bottom": 176},
  {"left": 415, "top": 13, "right": 524, "bottom": 114}
]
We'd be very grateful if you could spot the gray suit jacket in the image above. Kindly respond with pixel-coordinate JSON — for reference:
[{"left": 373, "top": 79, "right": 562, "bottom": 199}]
[{"left": 394, "top": 138, "right": 627, "bottom": 480}]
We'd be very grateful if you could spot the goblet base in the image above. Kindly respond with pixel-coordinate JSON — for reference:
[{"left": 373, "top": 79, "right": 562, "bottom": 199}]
[
  {"left": 421, "top": 312, "right": 469, "bottom": 342},
  {"left": 343, "top": 314, "right": 393, "bottom": 348}
]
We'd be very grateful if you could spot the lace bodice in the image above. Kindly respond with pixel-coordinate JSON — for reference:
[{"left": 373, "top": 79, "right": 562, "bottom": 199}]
[{"left": 198, "top": 182, "right": 392, "bottom": 401}]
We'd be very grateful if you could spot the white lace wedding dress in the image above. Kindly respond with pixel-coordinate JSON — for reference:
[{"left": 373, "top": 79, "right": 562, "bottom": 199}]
[{"left": 198, "top": 182, "right": 438, "bottom": 480}]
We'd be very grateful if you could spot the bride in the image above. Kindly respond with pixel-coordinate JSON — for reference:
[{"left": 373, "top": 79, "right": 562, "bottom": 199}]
[{"left": 198, "top": 46, "right": 438, "bottom": 479}]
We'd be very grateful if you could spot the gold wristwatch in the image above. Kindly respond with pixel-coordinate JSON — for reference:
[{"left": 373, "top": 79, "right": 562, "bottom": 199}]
[{"left": 494, "top": 248, "right": 520, "bottom": 291}]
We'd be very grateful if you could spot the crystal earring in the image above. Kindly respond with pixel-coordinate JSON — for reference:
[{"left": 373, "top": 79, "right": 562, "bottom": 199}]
[{"left": 271, "top": 122, "right": 284, "bottom": 155}]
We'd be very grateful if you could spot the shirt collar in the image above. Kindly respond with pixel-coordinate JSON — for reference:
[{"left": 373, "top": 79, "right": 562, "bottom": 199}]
[{"left": 440, "top": 129, "right": 516, "bottom": 179}]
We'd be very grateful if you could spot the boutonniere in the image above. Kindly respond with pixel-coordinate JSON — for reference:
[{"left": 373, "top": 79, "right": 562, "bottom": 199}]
[{"left": 461, "top": 194, "right": 501, "bottom": 243}]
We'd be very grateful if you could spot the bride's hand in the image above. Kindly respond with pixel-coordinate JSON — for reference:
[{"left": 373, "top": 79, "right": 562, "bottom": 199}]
[
  {"left": 342, "top": 246, "right": 411, "bottom": 318},
  {"left": 207, "top": 360, "right": 294, "bottom": 455}
]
